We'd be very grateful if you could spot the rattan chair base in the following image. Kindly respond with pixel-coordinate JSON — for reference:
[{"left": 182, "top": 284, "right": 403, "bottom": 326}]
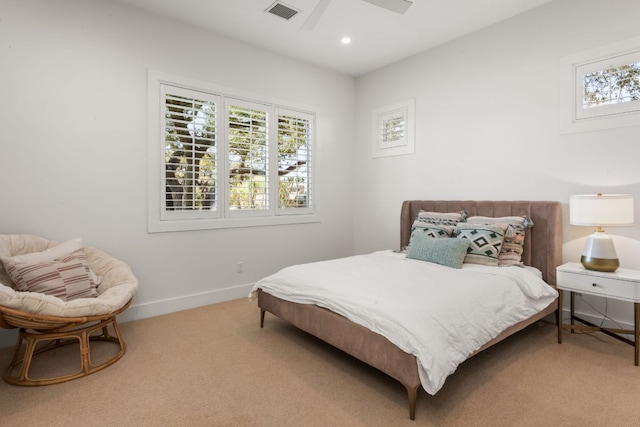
[{"left": 1, "top": 300, "right": 131, "bottom": 386}]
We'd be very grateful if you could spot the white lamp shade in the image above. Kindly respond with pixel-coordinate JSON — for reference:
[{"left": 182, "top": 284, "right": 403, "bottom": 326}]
[{"left": 569, "top": 194, "right": 634, "bottom": 227}]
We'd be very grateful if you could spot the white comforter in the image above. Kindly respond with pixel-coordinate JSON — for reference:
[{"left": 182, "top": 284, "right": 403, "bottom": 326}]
[{"left": 249, "top": 251, "right": 558, "bottom": 395}]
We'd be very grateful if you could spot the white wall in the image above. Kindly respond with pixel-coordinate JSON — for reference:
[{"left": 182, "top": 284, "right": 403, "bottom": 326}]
[
  {"left": 0, "top": 0, "right": 355, "bottom": 345},
  {"left": 3, "top": 0, "right": 640, "bottom": 346},
  {"left": 354, "top": 0, "right": 640, "bottom": 326}
]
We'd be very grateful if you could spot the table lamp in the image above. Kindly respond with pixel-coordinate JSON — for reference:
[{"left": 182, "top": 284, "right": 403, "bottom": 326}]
[{"left": 569, "top": 193, "right": 634, "bottom": 272}]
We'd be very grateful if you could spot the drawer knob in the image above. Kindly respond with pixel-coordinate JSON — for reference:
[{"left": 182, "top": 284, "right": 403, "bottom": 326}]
[{"left": 592, "top": 283, "right": 598, "bottom": 287}]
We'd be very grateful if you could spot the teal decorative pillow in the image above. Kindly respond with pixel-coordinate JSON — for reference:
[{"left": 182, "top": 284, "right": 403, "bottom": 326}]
[
  {"left": 466, "top": 216, "right": 534, "bottom": 266},
  {"left": 455, "top": 223, "right": 508, "bottom": 266},
  {"left": 406, "top": 234, "right": 470, "bottom": 269},
  {"left": 404, "top": 210, "right": 468, "bottom": 251}
]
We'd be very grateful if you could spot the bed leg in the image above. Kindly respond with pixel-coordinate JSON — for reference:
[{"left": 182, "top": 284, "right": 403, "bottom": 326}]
[
  {"left": 406, "top": 384, "right": 419, "bottom": 420},
  {"left": 260, "top": 309, "right": 266, "bottom": 328}
]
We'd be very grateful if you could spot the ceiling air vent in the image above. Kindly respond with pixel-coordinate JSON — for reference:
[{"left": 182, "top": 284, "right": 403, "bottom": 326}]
[{"left": 266, "top": 2, "right": 300, "bottom": 20}]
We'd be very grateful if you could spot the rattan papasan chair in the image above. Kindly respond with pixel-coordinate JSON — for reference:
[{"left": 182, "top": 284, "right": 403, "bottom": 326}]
[{"left": 0, "top": 234, "right": 138, "bottom": 386}]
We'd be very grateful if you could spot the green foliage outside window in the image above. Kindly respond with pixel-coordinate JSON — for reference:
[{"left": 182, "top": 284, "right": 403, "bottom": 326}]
[
  {"left": 583, "top": 62, "right": 640, "bottom": 108},
  {"left": 164, "top": 95, "right": 311, "bottom": 212}
]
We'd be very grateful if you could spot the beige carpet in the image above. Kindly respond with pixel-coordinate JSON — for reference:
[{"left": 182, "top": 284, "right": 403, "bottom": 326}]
[{"left": 1, "top": 298, "right": 639, "bottom": 426}]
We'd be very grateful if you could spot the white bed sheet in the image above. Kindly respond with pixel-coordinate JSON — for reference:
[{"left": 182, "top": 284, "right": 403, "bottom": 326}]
[{"left": 249, "top": 250, "right": 558, "bottom": 395}]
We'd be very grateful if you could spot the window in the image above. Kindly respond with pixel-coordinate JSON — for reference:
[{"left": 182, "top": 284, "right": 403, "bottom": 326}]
[
  {"left": 148, "top": 71, "right": 316, "bottom": 232},
  {"left": 226, "top": 99, "right": 270, "bottom": 215},
  {"left": 163, "top": 87, "right": 219, "bottom": 220},
  {"left": 277, "top": 110, "right": 313, "bottom": 211},
  {"left": 560, "top": 36, "right": 640, "bottom": 134},
  {"left": 379, "top": 111, "right": 406, "bottom": 148},
  {"left": 372, "top": 99, "right": 415, "bottom": 158},
  {"left": 577, "top": 52, "right": 640, "bottom": 120}
]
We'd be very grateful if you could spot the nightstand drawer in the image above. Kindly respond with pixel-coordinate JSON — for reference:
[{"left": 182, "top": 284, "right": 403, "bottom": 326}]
[{"left": 557, "top": 270, "right": 640, "bottom": 301}]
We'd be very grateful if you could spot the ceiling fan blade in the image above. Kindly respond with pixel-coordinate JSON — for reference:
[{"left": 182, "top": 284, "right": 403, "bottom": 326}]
[
  {"left": 362, "top": 0, "right": 413, "bottom": 14},
  {"left": 300, "top": 0, "right": 332, "bottom": 31}
]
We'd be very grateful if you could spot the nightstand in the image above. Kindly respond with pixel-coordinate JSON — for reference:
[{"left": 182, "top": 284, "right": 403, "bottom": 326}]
[{"left": 557, "top": 262, "right": 640, "bottom": 365}]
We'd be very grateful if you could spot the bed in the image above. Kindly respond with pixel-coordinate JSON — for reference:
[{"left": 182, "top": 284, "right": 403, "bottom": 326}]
[{"left": 251, "top": 200, "right": 562, "bottom": 420}]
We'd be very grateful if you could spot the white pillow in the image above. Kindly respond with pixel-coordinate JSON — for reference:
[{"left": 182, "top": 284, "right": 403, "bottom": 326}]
[{"left": 4, "top": 238, "right": 83, "bottom": 264}]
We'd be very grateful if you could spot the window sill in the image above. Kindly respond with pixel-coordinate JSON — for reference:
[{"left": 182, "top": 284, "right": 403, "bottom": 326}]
[{"left": 148, "top": 213, "right": 321, "bottom": 233}]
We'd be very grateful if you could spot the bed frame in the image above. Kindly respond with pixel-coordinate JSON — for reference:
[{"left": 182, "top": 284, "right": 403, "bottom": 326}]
[{"left": 258, "top": 200, "right": 562, "bottom": 420}]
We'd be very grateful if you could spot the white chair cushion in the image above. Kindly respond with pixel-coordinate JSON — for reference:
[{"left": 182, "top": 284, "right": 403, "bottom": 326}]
[{"left": 0, "top": 235, "right": 137, "bottom": 317}]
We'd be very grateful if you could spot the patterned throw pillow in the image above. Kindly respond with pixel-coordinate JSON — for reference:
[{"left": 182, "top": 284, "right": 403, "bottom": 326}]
[
  {"left": 410, "top": 223, "right": 456, "bottom": 239},
  {"left": 406, "top": 233, "right": 470, "bottom": 269},
  {"left": 403, "top": 210, "right": 467, "bottom": 252},
  {"left": 2, "top": 249, "right": 97, "bottom": 301},
  {"left": 415, "top": 210, "right": 468, "bottom": 227},
  {"left": 466, "top": 216, "right": 533, "bottom": 266},
  {"left": 455, "top": 223, "right": 508, "bottom": 266}
]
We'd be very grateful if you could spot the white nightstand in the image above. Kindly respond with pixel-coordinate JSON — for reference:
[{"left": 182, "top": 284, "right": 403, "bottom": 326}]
[{"left": 557, "top": 262, "right": 640, "bottom": 365}]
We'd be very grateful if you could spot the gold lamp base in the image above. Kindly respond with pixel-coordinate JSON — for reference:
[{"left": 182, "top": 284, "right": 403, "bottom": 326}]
[{"left": 580, "top": 255, "right": 620, "bottom": 272}]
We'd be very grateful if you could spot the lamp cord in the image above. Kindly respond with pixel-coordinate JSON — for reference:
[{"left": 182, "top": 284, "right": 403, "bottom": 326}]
[{"left": 567, "top": 295, "right": 633, "bottom": 341}]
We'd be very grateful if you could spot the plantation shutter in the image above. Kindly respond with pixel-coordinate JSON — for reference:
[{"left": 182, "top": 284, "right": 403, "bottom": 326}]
[
  {"left": 376, "top": 109, "right": 407, "bottom": 149},
  {"left": 150, "top": 73, "right": 318, "bottom": 232},
  {"left": 276, "top": 109, "right": 313, "bottom": 213},
  {"left": 226, "top": 99, "right": 270, "bottom": 215},
  {"left": 161, "top": 84, "right": 219, "bottom": 220}
]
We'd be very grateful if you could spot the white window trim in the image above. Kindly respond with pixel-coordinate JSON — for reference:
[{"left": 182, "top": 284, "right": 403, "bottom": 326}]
[
  {"left": 147, "top": 70, "right": 319, "bottom": 233},
  {"left": 560, "top": 36, "right": 640, "bottom": 134},
  {"left": 371, "top": 98, "right": 415, "bottom": 158}
]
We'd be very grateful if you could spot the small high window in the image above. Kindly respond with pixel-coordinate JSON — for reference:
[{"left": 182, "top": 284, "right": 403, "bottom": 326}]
[
  {"left": 560, "top": 37, "right": 640, "bottom": 133},
  {"left": 372, "top": 99, "right": 415, "bottom": 158},
  {"left": 578, "top": 51, "right": 640, "bottom": 120}
]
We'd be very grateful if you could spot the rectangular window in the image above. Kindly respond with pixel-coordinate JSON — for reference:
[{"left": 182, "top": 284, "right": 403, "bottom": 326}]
[
  {"left": 560, "top": 36, "right": 640, "bottom": 133},
  {"left": 148, "top": 71, "right": 317, "bottom": 232},
  {"left": 162, "top": 86, "right": 219, "bottom": 220},
  {"left": 277, "top": 109, "right": 313, "bottom": 213},
  {"left": 583, "top": 60, "right": 640, "bottom": 109},
  {"left": 227, "top": 99, "right": 270, "bottom": 214},
  {"left": 378, "top": 111, "right": 406, "bottom": 149},
  {"left": 371, "top": 99, "right": 415, "bottom": 158},
  {"left": 577, "top": 50, "right": 640, "bottom": 120}
]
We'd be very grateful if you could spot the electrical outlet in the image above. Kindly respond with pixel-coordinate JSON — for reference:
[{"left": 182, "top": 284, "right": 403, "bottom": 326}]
[{"left": 236, "top": 262, "right": 244, "bottom": 273}]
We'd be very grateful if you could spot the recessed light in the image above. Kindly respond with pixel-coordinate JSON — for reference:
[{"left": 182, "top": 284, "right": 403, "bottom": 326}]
[{"left": 341, "top": 36, "right": 351, "bottom": 45}]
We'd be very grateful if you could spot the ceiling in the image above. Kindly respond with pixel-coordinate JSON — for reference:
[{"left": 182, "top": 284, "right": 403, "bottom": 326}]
[{"left": 115, "top": 0, "right": 555, "bottom": 76}]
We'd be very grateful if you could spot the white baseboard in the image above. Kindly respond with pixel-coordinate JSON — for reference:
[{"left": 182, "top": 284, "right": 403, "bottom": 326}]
[
  {"left": 0, "top": 283, "right": 254, "bottom": 349},
  {"left": 117, "top": 283, "right": 254, "bottom": 323}
]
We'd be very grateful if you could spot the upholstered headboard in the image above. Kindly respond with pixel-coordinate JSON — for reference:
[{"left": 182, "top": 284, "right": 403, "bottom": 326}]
[{"left": 400, "top": 200, "right": 563, "bottom": 286}]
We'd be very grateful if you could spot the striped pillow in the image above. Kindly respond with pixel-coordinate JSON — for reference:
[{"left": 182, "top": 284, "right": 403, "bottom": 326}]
[
  {"left": 2, "top": 249, "right": 97, "bottom": 301},
  {"left": 415, "top": 210, "right": 467, "bottom": 227}
]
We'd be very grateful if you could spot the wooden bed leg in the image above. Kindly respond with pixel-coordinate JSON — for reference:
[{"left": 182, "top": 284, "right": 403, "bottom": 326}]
[
  {"left": 260, "top": 309, "right": 266, "bottom": 328},
  {"left": 406, "top": 384, "right": 419, "bottom": 420}
]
